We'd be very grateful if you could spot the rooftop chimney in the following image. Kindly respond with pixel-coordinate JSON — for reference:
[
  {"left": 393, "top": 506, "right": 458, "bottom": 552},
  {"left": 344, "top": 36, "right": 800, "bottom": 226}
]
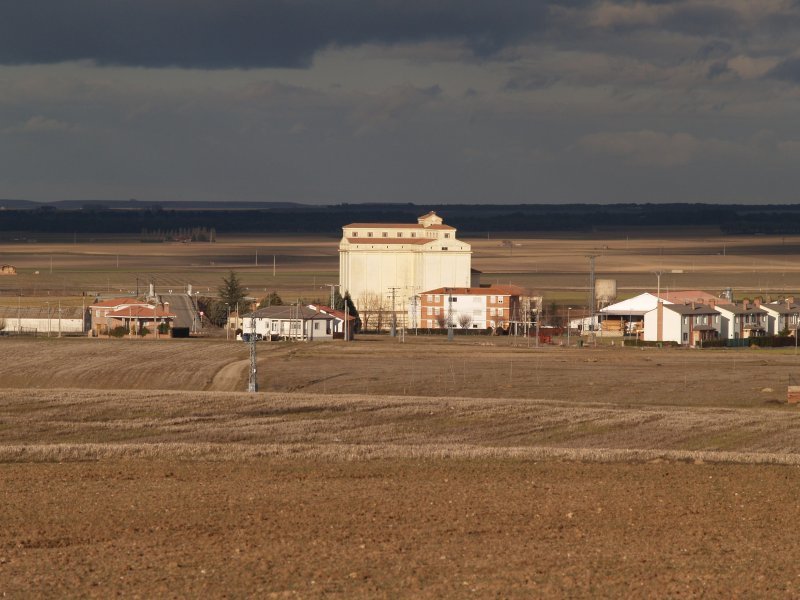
[{"left": 754, "top": 297, "right": 762, "bottom": 307}]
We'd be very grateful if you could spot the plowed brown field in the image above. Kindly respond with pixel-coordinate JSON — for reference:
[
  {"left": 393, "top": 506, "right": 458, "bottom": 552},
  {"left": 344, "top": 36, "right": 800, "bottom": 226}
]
[{"left": 4, "top": 334, "right": 800, "bottom": 596}]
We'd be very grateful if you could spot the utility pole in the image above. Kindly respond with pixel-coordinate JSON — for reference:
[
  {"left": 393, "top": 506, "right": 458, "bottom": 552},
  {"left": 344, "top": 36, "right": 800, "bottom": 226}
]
[
  {"left": 248, "top": 315, "right": 258, "bottom": 392},
  {"left": 273, "top": 255, "right": 276, "bottom": 277},
  {"left": 587, "top": 255, "right": 598, "bottom": 337},
  {"left": 58, "top": 300, "right": 62, "bottom": 338},
  {"left": 324, "top": 284, "right": 338, "bottom": 309},
  {"left": 388, "top": 287, "right": 401, "bottom": 337},
  {"left": 446, "top": 288, "right": 454, "bottom": 342}
]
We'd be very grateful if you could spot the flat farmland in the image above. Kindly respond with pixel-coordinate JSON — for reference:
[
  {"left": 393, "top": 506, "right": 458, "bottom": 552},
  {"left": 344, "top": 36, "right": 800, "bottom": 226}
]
[
  {"left": 2, "top": 230, "right": 800, "bottom": 307},
  {"left": 5, "top": 229, "right": 800, "bottom": 596}
]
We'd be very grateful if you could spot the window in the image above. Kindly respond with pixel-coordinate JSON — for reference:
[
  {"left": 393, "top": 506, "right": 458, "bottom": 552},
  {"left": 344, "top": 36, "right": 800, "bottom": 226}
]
[
  {"left": 444, "top": 233, "right": 450, "bottom": 238},
  {"left": 442, "top": 247, "right": 448, "bottom": 251},
  {"left": 427, "top": 294, "right": 433, "bottom": 302},
  {"left": 490, "top": 296, "right": 496, "bottom": 303},
  {"left": 272, "top": 321, "right": 278, "bottom": 332},
  {"left": 451, "top": 297, "right": 458, "bottom": 302},
  {"left": 367, "top": 232, "right": 373, "bottom": 237},
  {"left": 397, "top": 232, "right": 402, "bottom": 237},
  {"left": 314, "top": 322, "right": 320, "bottom": 330},
  {"left": 352, "top": 231, "right": 358, "bottom": 237},
  {"left": 498, "top": 297, "right": 504, "bottom": 304},
  {"left": 683, "top": 332, "right": 688, "bottom": 342},
  {"left": 490, "top": 308, "right": 496, "bottom": 316},
  {"left": 435, "top": 295, "right": 440, "bottom": 302},
  {"left": 427, "top": 307, "right": 433, "bottom": 315},
  {"left": 382, "top": 232, "right": 388, "bottom": 237},
  {"left": 427, "top": 319, "right": 433, "bottom": 328},
  {"left": 411, "top": 232, "right": 416, "bottom": 237}
]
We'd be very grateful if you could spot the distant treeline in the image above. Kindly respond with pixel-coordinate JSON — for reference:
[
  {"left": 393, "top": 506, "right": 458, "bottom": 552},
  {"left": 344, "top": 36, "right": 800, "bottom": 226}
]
[{"left": 3, "top": 203, "right": 800, "bottom": 234}]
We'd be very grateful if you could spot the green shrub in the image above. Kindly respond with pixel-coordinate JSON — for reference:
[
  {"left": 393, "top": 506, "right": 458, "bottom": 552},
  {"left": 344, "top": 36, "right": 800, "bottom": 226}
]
[
  {"left": 157, "top": 323, "right": 170, "bottom": 334},
  {"left": 139, "top": 327, "right": 150, "bottom": 337},
  {"left": 110, "top": 326, "right": 128, "bottom": 338}
]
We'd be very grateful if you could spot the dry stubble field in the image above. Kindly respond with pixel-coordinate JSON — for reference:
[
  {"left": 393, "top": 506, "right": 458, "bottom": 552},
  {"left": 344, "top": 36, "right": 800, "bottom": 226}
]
[
  {"left": 5, "top": 231, "right": 800, "bottom": 596},
  {"left": 3, "top": 338, "right": 800, "bottom": 596}
]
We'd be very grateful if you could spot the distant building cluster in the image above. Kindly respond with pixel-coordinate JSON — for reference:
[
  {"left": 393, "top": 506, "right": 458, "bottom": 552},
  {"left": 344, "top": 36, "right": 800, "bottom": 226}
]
[{"left": 597, "top": 291, "right": 800, "bottom": 347}]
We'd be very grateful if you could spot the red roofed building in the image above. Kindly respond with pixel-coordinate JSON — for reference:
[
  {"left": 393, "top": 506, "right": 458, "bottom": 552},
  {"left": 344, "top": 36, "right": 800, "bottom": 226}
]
[
  {"left": 414, "top": 285, "right": 526, "bottom": 331},
  {"left": 90, "top": 297, "right": 176, "bottom": 336}
]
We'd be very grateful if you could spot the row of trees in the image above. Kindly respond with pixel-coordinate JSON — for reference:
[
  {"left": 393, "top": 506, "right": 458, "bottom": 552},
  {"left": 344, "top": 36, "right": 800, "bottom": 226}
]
[
  {"left": 202, "top": 271, "right": 362, "bottom": 331},
  {"left": 140, "top": 227, "right": 217, "bottom": 243}
]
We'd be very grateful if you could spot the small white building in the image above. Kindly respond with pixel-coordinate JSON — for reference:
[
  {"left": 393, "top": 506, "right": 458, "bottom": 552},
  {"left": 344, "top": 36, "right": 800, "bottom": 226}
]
[
  {"left": 243, "top": 306, "right": 336, "bottom": 341},
  {"left": 643, "top": 302, "right": 722, "bottom": 346},
  {"left": 0, "top": 306, "right": 88, "bottom": 335}
]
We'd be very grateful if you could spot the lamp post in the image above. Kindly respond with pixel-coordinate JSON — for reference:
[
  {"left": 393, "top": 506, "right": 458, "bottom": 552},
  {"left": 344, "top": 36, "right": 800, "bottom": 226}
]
[{"left": 567, "top": 307, "right": 572, "bottom": 346}]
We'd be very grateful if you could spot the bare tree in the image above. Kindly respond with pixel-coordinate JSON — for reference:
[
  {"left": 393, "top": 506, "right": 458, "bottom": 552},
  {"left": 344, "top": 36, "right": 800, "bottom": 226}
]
[
  {"left": 458, "top": 313, "right": 473, "bottom": 330},
  {"left": 435, "top": 313, "right": 448, "bottom": 329},
  {"left": 358, "top": 292, "right": 385, "bottom": 332}
]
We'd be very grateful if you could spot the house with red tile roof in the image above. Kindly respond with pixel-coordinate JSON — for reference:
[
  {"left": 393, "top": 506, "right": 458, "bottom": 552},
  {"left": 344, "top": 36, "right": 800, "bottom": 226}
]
[{"left": 89, "top": 297, "right": 176, "bottom": 336}]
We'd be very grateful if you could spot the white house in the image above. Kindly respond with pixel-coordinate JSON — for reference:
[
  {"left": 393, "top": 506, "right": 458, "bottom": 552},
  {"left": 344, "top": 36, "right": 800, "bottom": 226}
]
[
  {"left": 243, "top": 306, "right": 336, "bottom": 341},
  {"left": 643, "top": 302, "right": 722, "bottom": 346},
  {"left": 600, "top": 290, "right": 721, "bottom": 336},
  {"left": 339, "top": 211, "right": 471, "bottom": 328}
]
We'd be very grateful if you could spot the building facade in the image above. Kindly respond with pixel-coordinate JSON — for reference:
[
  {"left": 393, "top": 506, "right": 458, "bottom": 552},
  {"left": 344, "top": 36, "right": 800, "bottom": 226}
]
[
  {"left": 339, "top": 212, "right": 471, "bottom": 328},
  {"left": 414, "top": 285, "right": 524, "bottom": 330}
]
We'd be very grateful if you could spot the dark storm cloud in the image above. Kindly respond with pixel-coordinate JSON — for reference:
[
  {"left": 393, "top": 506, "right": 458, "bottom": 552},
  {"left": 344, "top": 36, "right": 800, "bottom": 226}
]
[
  {"left": 768, "top": 57, "right": 800, "bottom": 82},
  {"left": 0, "top": 0, "right": 552, "bottom": 68}
]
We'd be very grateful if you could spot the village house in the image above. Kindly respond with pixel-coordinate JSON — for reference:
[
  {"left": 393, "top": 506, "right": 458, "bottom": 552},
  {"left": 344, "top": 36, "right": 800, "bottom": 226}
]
[
  {"left": 760, "top": 298, "right": 800, "bottom": 336},
  {"left": 714, "top": 300, "right": 769, "bottom": 340},
  {"left": 413, "top": 285, "right": 525, "bottom": 331},
  {"left": 307, "top": 304, "right": 357, "bottom": 339},
  {"left": 643, "top": 302, "right": 722, "bottom": 346},
  {"left": 89, "top": 297, "right": 176, "bottom": 336},
  {"left": 598, "top": 290, "right": 720, "bottom": 337},
  {"left": 243, "top": 305, "right": 337, "bottom": 341}
]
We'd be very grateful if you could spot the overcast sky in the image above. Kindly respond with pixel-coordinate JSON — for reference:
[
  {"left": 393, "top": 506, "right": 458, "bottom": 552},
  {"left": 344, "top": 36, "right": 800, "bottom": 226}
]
[{"left": 2, "top": 0, "right": 800, "bottom": 204}]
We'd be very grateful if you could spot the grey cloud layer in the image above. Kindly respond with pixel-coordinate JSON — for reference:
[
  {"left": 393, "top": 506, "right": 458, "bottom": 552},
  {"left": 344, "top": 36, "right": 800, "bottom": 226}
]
[
  {"left": 3, "top": 1, "right": 800, "bottom": 203},
  {"left": 4, "top": 1, "right": 798, "bottom": 69},
  {"left": 0, "top": 0, "right": 551, "bottom": 68}
]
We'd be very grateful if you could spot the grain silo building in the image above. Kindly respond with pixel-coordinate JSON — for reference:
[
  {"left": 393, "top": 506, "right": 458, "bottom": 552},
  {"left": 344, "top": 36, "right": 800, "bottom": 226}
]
[{"left": 339, "top": 211, "right": 471, "bottom": 328}]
